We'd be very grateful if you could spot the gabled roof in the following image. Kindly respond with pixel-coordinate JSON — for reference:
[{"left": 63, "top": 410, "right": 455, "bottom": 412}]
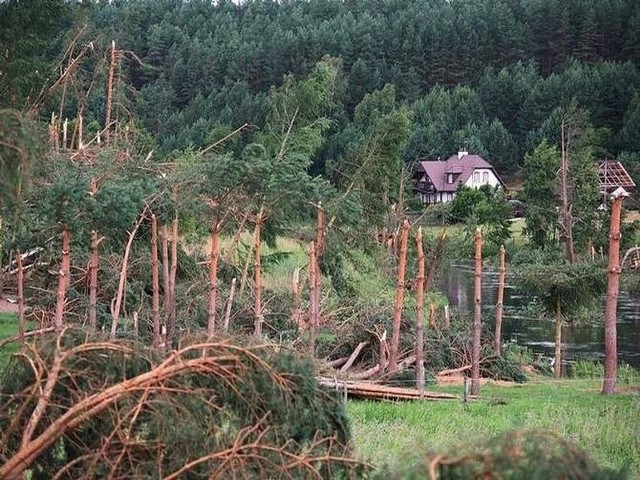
[
  {"left": 597, "top": 160, "right": 635, "bottom": 194},
  {"left": 417, "top": 153, "right": 502, "bottom": 193}
]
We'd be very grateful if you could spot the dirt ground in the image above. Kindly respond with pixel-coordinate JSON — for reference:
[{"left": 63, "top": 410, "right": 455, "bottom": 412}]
[{"left": 0, "top": 297, "right": 19, "bottom": 314}]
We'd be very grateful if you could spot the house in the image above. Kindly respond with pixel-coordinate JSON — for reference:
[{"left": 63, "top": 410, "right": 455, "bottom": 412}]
[
  {"left": 597, "top": 160, "right": 635, "bottom": 195},
  {"left": 414, "top": 151, "right": 505, "bottom": 204}
]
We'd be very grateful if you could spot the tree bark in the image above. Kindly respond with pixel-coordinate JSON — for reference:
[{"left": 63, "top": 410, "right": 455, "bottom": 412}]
[
  {"left": 160, "top": 224, "right": 170, "bottom": 339},
  {"left": 291, "top": 267, "right": 302, "bottom": 328},
  {"left": 603, "top": 194, "right": 623, "bottom": 394},
  {"left": 494, "top": 244, "right": 506, "bottom": 355},
  {"left": 17, "top": 250, "right": 24, "bottom": 349},
  {"left": 88, "top": 230, "right": 99, "bottom": 334},
  {"left": 554, "top": 297, "right": 563, "bottom": 379},
  {"left": 104, "top": 40, "right": 116, "bottom": 144},
  {"left": 388, "top": 219, "right": 410, "bottom": 373},
  {"left": 415, "top": 227, "right": 425, "bottom": 394},
  {"left": 253, "top": 208, "right": 264, "bottom": 338},
  {"left": 470, "top": 228, "right": 483, "bottom": 396},
  {"left": 150, "top": 214, "right": 161, "bottom": 348},
  {"left": 54, "top": 226, "right": 70, "bottom": 333},
  {"left": 207, "top": 224, "right": 220, "bottom": 338},
  {"left": 560, "top": 121, "right": 576, "bottom": 265},
  {"left": 223, "top": 278, "right": 236, "bottom": 334}
]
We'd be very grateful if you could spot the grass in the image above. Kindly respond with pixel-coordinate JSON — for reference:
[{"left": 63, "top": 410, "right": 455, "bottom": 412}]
[
  {"left": 0, "top": 312, "right": 20, "bottom": 368},
  {"left": 348, "top": 379, "right": 640, "bottom": 478}
]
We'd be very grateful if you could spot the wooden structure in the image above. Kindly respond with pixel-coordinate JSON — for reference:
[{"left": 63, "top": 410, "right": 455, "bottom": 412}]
[
  {"left": 317, "top": 378, "right": 459, "bottom": 401},
  {"left": 597, "top": 160, "right": 635, "bottom": 195}
]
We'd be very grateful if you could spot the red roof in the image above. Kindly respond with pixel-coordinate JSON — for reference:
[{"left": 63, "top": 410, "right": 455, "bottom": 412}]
[{"left": 417, "top": 153, "right": 501, "bottom": 193}]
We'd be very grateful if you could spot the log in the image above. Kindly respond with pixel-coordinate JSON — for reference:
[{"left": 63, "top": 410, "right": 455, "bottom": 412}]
[
  {"left": 317, "top": 377, "right": 458, "bottom": 401},
  {"left": 339, "top": 341, "right": 369, "bottom": 372},
  {"left": 437, "top": 365, "right": 472, "bottom": 377}
]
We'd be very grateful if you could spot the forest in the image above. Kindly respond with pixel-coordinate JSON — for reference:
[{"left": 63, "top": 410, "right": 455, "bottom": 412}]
[{"left": 1, "top": 0, "right": 640, "bottom": 478}]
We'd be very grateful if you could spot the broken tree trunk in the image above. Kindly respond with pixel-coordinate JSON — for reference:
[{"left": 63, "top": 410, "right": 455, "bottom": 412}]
[
  {"left": 308, "top": 241, "right": 318, "bottom": 355},
  {"left": 104, "top": 40, "right": 116, "bottom": 144},
  {"left": 388, "top": 219, "right": 410, "bottom": 373},
  {"left": 470, "top": 228, "right": 483, "bottom": 396},
  {"left": 160, "top": 224, "right": 170, "bottom": 329},
  {"left": 494, "top": 244, "right": 506, "bottom": 355},
  {"left": 223, "top": 278, "right": 236, "bottom": 334},
  {"left": 88, "top": 230, "right": 99, "bottom": 333},
  {"left": 310, "top": 202, "right": 324, "bottom": 353},
  {"left": 560, "top": 120, "right": 576, "bottom": 265},
  {"left": 167, "top": 215, "right": 178, "bottom": 343},
  {"left": 207, "top": 224, "right": 220, "bottom": 338},
  {"left": 554, "top": 297, "right": 563, "bottom": 380},
  {"left": 253, "top": 209, "right": 264, "bottom": 338},
  {"left": 150, "top": 215, "right": 161, "bottom": 348},
  {"left": 17, "top": 250, "right": 24, "bottom": 349},
  {"left": 603, "top": 193, "right": 624, "bottom": 394},
  {"left": 54, "top": 226, "right": 71, "bottom": 333},
  {"left": 291, "top": 267, "right": 302, "bottom": 328},
  {"left": 415, "top": 227, "right": 425, "bottom": 394}
]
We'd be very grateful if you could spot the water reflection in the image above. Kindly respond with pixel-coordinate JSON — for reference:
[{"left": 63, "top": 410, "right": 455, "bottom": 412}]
[{"left": 439, "top": 263, "right": 640, "bottom": 368}]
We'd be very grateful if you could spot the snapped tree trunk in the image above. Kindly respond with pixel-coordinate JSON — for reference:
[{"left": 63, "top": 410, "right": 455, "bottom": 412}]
[
  {"left": 54, "top": 226, "right": 71, "bottom": 333},
  {"left": 554, "top": 297, "right": 563, "bottom": 379},
  {"left": 308, "top": 241, "right": 318, "bottom": 356},
  {"left": 167, "top": 215, "right": 178, "bottom": 343},
  {"left": 150, "top": 214, "right": 161, "bottom": 348},
  {"left": 104, "top": 40, "right": 116, "bottom": 144},
  {"left": 415, "top": 227, "right": 425, "bottom": 394},
  {"left": 388, "top": 219, "right": 410, "bottom": 373},
  {"left": 560, "top": 121, "right": 576, "bottom": 265},
  {"left": 223, "top": 278, "right": 236, "bottom": 334},
  {"left": 253, "top": 209, "right": 264, "bottom": 338},
  {"left": 291, "top": 267, "right": 302, "bottom": 328},
  {"left": 88, "top": 230, "right": 99, "bottom": 333},
  {"left": 603, "top": 194, "right": 624, "bottom": 394},
  {"left": 160, "top": 224, "right": 170, "bottom": 340},
  {"left": 17, "top": 250, "right": 24, "bottom": 349},
  {"left": 471, "top": 228, "right": 483, "bottom": 396},
  {"left": 207, "top": 224, "right": 220, "bottom": 338},
  {"left": 494, "top": 244, "right": 506, "bottom": 355}
]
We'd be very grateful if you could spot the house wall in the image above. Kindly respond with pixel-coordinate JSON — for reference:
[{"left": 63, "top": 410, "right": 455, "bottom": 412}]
[{"left": 463, "top": 169, "right": 501, "bottom": 189}]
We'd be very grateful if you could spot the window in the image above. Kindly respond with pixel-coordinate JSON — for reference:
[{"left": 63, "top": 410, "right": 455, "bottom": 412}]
[
  {"left": 447, "top": 173, "right": 453, "bottom": 184},
  {"left": 473, "top": 172, "right": 480, "bottom": 183},
  {"left": 483, "top": 172, "right": 489, "bottom": 183}
]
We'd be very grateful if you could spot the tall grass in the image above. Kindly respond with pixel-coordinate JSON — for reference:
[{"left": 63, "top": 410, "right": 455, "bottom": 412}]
[
  {"left": 348, "top": 380, "right": 640, "bottom": 478},
  {"left": 0, "top": 313, "right": 19, "bottom": 369}
]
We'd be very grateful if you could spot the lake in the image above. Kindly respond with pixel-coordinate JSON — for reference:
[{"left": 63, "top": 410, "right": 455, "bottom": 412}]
[{"left": 440, "top": 263, "right": 640, "bottom": 369}]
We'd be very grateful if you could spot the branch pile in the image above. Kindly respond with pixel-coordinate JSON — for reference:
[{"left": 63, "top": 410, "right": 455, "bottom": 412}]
[{"left": 0, "top": 330, "right": 368, "bottom": 479}]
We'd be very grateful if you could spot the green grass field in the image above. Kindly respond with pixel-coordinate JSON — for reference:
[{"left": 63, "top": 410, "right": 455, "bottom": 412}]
[
  {"left": 0, "top": 312, "right": 20, "bottom": 368},
  {"left": 348, "top": 380, "right": 640, "bottom": 478}
]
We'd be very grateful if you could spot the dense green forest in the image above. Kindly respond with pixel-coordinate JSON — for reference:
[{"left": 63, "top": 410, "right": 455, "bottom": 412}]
[{"left": 2, "top": 0, "right": 640, "bottom": 176}]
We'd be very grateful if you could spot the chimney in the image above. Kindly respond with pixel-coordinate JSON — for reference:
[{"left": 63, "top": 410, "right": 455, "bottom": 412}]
[{"left": 457, "top": 150, "right": 468, "bottom": 160}]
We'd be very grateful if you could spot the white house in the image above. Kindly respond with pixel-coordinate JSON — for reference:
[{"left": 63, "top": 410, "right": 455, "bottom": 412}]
[{"left": 414, "top": 151, "right": 505, "bottom": 204}]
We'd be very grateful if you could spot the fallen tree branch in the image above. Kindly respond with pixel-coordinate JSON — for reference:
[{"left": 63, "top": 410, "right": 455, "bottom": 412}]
[
  {"left": 437, "top": 365, "right": 472, "bottom": 377},
  {"left": 0, "top": 328, "right": 56, "bottom": 349},
  {"left": 339, "top": 341, "right": 368, "bottom": 373}
]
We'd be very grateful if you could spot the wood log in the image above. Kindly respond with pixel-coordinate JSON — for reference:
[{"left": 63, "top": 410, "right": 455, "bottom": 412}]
[
  {"left": 317, "top": 377, "right": 458, "bottom": 401},
  {"left": 340, "top": 341, "right": 369, "bottom": 372}
]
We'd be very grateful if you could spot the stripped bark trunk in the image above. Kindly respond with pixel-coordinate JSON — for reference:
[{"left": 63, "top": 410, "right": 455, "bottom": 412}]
[
  {"left": 160, "top": 224, "right": 170, "bottom": 336},
  {"left": 470, "top": 228, "right": 483, "bottom": 396},
  {"left": 428, "top": 303, "right": 436, "bottom": 328},
  {"left": 415, "top": 227, "right": 425, "bottom": 394},
  {"left": 223, "top": 278, "right": 236, "bottom": 334},
  {"left": 88, "top": 230, "right": 99, "bottom": 333},
  {"left": 207, "top": 224, "right": 220, "bottom": 337},
  {"left": 378, "top": 330, "right": 387, "bottom": 374},
  {"left": 104, "top": 40, "right": 116, "bottom": 144},
  {"left": 110, "top": 215, "right": 144, "bottom": 339},
  {"left": 17, "top": 250, "right": 24, "bottom": 349},
  {"left": 312, "top": 202, "right": 324, "bottom": 340},
  {"left": 554, "top": 297, "right": 563, "bottom": 379},
  {"left": 340, "top": 341, "right": 369, "bottom": 372},
  {"left": 150, "top": 214, "right": 161, "bottom": 348},
  {"left": 603, "top": 194, "right": 623, "bottom": 394},
  {"left": 494, "top": 244, "right": 506, "bottom": 355},
  {"left": 54, "top": 226, "right": 70, "bottom": 333},
  {"left": 167, "top": 215, "right": 178, "bottom": 343},
  {"left": 253, "top": 209, "right": 264, "bottom": 338},
  {"left": 291, "top": 267, "right": 302, "bottom": 328},
  {"left": 308, "top": 241, "right": 317, "bottom": 355},
  {"left": 388, "top": 219, "right": 410, "bottom": 373}
]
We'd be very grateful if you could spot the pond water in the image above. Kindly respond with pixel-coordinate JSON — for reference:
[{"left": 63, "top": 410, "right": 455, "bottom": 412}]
[{"left": 440, "top": 263, "right": 640, "bottom": 369}]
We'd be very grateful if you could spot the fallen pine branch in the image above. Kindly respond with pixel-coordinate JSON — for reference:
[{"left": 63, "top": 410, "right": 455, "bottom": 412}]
[
  {"left": 340, "top": 341, "right": 369, "bottom": 373},
  {"left": 0, "top": 328, "right": 56, "bottom": 349},
  {"left": 438, "top": 365, "right": 472, "bottom": 377},
  {"left": 317, "top": 377, "right": 458, "bottom": 401}
]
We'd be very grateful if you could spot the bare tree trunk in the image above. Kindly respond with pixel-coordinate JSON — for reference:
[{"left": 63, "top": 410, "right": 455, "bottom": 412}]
[
  {"left": 308, "top": 241, "right": 318, "bottom": 356},
  {"left": 313, "top": 202, "right": 324, "bottom": 335},
  {"left": 54, "top": 226, "right": 71, "bottom": 333},
  {"left": 167, "top": 215, "right": 178, "bottom": 343},
  {"left": 415, "top": 227, "right": 425, "bottom": 394},
  {"left": 223, "top": 278, "right": 236, "bottom": 334},
  {"left": 603, "top": 193, "right": 624, "bottom": 394},
  {"left": 560, "top": 121, "right": 576, "bottom": 265},
  {"left": 238, "top": 246, "right": 252, "bottom": 300},
  {"left": 554, "top": 297, "right": 563, "bottom": 379},
  {"left": 253, "top": 209, "right": 264, "bottom": 338},
  {"left": 470, "top": 228, "right": 483, "bottom": 396},
  {"left": 150, "top": 214, "right": 161, "bottom": 348},
  {"left": 160, "top": 224, "right": 170, "bottom": 336},
  {"left": 77, "top": 112, "right": 83, "bottom": 150},
  {"left": 207, "top": 224, "right": 220, "bottom": 338},
  {"left": 17, "top": 250, "right": 25, "bottom": 349},
  {"left": 443, "top": 305, "right": 450, "bottom": 329},
  {"left": 110, "top": 216, "right": 144, "bottom": 339},
  {"left": 88, "top": 230, "right": 99, "bottom": 333},
  {"left": 494, "top": 244, "right": 506, "bottom": 355},
  {"left": 388, "top": 219, "right": 410, "bottom": 373},
  {"left": 291, "top": 267, "right": 302, "bottom": 328},
  {"left": 104, "top": 40, "right": 116, "bottom": 144}
]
